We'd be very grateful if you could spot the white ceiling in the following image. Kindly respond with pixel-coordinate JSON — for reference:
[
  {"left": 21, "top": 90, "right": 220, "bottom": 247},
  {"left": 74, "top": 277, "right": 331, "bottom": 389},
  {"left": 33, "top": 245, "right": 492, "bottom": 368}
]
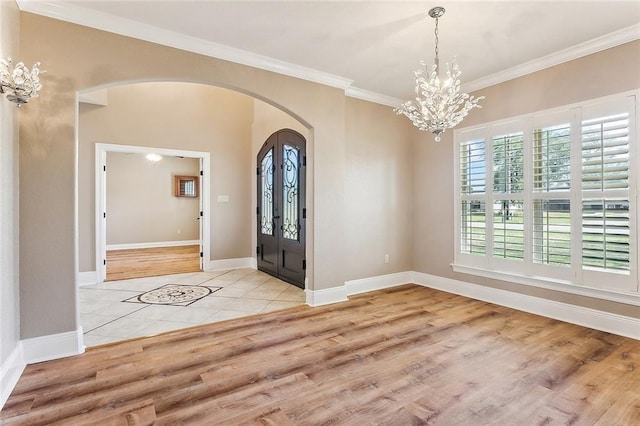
[{"left": 17, "top": 1, "right": 640, "bottom": 106}]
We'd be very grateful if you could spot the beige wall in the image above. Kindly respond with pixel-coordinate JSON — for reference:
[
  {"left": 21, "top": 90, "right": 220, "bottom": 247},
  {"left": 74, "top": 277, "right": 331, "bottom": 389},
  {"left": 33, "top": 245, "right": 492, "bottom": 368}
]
[
  {"left": 0, "top": 0, "right": 20, "bottom": 364},
  {"left": 79, "top": 82, "right": 254, "bottom": 271},
  {"left": 106, "top": 153, "right": 200, "bottom": 246},
  {"left": 413, "top": 40, "right": 640, "bottom": 318},
  {"left": 345, "top": 97, "right": 414, "bottom": 280},
  {"left": 18, "top": 13, "right": 356, "bottom": 338}
]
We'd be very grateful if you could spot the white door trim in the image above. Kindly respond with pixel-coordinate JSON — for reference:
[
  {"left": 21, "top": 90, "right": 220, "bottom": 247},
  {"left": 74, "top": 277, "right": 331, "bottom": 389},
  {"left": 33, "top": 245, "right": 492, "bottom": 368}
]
[{"left": 94, "top": 143, "right": 211, "bottom": 282}]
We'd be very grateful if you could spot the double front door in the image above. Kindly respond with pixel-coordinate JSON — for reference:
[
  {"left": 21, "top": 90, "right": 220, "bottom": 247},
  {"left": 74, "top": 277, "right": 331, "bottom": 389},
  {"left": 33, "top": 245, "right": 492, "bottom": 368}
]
[{"left": 257, "top": 129, "right": 306, "bottom": 289}]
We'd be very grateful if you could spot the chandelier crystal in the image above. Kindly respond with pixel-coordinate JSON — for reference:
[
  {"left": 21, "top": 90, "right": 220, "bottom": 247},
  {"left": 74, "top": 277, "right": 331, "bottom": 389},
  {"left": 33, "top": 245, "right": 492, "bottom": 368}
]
[
  {"left": 0, "top": 57, "right": 43, "bottom": 107},
  {"left": 395, "top": 7, "right": 483, "bottom": 142}
]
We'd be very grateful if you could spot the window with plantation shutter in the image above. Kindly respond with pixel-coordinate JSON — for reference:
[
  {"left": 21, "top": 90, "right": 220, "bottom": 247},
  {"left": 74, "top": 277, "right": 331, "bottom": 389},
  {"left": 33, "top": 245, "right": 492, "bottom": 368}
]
[
  {"left": 581, "top": 113, "right": 629, "bottom": 191},
  {"left": 460, "top": 138, "right": 487, "bottom": 256},
  {"left": 581, "top": 103, "right": 632, "bottom": 278},
  {"left": 532, "top": 123, "right": 571, "bottom": 267},
  {"left": 454, "top": 92, "right": 638, "bottom": 302}
]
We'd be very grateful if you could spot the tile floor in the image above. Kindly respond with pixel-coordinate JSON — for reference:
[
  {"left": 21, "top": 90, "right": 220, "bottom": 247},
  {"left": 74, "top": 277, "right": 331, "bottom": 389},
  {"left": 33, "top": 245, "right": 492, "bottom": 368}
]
[{"left": 79, "top": 268, "right": 306, "bottom": 347}]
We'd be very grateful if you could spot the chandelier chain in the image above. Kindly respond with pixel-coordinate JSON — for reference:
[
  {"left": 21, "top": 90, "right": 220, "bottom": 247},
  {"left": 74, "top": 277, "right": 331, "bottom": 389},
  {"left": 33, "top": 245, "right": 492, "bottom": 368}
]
[{"left": 434, "top": 17, "right": 439, "bottom": 61}]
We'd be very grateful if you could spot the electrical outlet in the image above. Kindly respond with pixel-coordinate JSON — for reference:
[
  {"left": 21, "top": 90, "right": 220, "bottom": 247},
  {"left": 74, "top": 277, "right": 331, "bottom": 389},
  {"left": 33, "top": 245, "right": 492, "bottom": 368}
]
[{"left": 384, "top": 254, "right": 390, "bottom": 263}]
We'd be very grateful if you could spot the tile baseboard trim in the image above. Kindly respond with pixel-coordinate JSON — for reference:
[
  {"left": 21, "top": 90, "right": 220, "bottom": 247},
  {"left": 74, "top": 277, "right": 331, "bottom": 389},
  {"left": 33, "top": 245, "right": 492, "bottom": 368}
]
[
  {"left": 208, "top": 257, "right": 256, "bottom": 271},
  {"left": 78, "top": 270, "right": 98, "bottom": 286},
  {"left": 22, "top": 328, "right": 85, "bottom": 365},
  {"left": 0, "top": 342, "right": 26, "bottom": 410},
  {"left": 411, "top": 272, "right": 640, "bottom": 340}
]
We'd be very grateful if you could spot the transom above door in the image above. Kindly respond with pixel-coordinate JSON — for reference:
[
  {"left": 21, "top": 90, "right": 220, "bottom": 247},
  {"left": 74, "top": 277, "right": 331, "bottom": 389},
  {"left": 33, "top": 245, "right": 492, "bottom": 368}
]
[{"left": 256, "top": 129, "right": 306, "bottom": 288}]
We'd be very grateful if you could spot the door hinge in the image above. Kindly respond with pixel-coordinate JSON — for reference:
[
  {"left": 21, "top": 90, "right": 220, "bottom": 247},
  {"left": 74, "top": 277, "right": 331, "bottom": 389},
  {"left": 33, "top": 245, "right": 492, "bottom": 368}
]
[
  {"left": 200, "top": 211, "right": 203, "bottom": 217},
  {"left": 200, "top": 252, "right": 203, "bottom": 258},
  {"left": 200, "top": 170, "right": 203, "bottom": 176},
  {"left": 303, "top": 156, "right": 307, "bottom": 166},
  {"left": 302, "top": 208, "right": 306, "bottom": 219},
  {"left": 103, "top": 212, "right": 106, "bottom": 218},
  {"left": 103, "top": 259, "right": 106, "bottom": 265},
  {"left": 256, "top": 246, "right": 260, "bottom": 255},
  {"left": 302, "top": 259, "right": 306, "bottom": 270},
  {"left": 103, "top": 165, "right": 106, "bottom": 172},
  {"left": 256, "top": 206, "right": 260, "bottom": 216},
  {"left": 256, "top": 167, "right": 260, "bottom": 176}
]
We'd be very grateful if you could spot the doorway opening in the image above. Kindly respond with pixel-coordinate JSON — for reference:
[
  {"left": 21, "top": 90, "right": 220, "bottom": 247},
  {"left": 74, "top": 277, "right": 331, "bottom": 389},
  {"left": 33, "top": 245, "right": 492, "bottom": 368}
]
[
  {"left": 95, "top": 143, "right": 211, "bottom": 283},
  {"left": 257, "top": 129, "right": 306, "bottom": 288}
]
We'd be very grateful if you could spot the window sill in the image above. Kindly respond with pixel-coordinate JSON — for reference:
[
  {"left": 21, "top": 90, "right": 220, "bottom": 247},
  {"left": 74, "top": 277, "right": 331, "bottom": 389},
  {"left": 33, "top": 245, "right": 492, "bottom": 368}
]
[{"left": 451, "top": 263, "right": 640, "bottom": 307}]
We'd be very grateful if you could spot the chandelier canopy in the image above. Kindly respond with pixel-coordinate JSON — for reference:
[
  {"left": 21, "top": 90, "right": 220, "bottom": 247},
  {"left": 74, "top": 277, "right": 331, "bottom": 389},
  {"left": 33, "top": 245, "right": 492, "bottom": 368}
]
[
  {"left": 0, "top": 57, "right": 43, "bottom": 107},
  {"left": 395, "top": 7, "right": 483, "bottom": 142}
]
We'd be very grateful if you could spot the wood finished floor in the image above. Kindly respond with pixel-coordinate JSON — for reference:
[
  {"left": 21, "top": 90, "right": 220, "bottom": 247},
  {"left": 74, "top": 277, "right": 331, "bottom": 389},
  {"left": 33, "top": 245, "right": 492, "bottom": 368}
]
[
  {"left": 2, "top": 285, "right": 639, "bottom": 425},
  {"left": 106, "top": 245, "right": 201, "bottom": 281}
]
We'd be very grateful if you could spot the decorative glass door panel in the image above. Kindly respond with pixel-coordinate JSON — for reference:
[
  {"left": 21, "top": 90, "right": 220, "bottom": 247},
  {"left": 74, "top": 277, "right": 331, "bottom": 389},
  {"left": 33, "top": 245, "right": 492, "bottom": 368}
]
[
  {"left": 256, "top": 130, "right": 306, "bottom": 288},
  {"left": 283, "top": 144, "right": 299, "bottom": 241},
  {"left": 260, "top": 148, "right": 274, "bottom": 236}
]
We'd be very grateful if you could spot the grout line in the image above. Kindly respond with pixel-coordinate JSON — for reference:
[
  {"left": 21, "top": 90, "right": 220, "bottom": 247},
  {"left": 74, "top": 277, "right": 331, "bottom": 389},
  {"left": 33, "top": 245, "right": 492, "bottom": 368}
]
[{"left": 83, "top": 304, "right": 149, "bottom": 334}]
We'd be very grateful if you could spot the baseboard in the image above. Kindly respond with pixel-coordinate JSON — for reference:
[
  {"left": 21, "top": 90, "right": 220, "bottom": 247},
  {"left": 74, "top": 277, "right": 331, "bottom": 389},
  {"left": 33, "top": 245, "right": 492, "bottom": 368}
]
[
  {"left": 305, "top": 272, "right": 411, "bottom": 307},
  {"left": 345, "top": 271, "right": 413, "bottom": 296},
  {"left": 305, "top": 286, "right": 348, "bottom": 307},
  {"left": 78, "top": 270, "right": 98, "bottom": 286},
  {"left": 21, "top": 328, "right": 85, "bottom": 364},
  {"left": 208, "top": 257, "right": 256, "bottom": 271},
  {"left": 411, "top": 272, "right": 640, "bottom": 340},
  {"left": 106, "top": 240, "right": 200, "bottom": 250},
  {"left": 0, "top": 342, "right": 25, "bottom": 410}
]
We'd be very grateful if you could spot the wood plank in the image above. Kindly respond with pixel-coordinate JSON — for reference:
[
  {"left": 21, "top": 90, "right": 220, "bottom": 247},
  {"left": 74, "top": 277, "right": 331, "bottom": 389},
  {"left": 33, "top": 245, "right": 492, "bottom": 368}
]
[
  {"left": 105, "top": 245, "right": 201, "bottom": 281},
  {"left": 2, "top": 285, "right": 639, "bottom": 425}
]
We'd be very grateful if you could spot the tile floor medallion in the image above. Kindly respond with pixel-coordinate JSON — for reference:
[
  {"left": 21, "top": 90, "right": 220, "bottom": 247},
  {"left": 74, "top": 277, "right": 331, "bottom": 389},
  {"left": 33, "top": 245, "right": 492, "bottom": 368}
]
[
  {"left": 80, "top": 268, "right": 306, "bottom": 347},
  {"left": 125, "top": 284, "right": 220, "bottom": 306}
]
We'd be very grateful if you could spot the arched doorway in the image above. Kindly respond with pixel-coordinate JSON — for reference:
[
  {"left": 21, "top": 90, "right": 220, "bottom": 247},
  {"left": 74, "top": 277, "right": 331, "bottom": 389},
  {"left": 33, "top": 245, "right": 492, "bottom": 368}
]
[
  {"left": 257, "top": 129, "right": 306, "bottom": 288},
  {"left": 77, "top": 82, "right": 310, "bottom": 347}
]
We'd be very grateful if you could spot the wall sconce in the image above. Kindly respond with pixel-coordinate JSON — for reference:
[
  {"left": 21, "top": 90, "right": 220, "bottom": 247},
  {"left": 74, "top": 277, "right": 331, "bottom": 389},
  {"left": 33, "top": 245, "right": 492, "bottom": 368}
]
[{"left": 0, "top": 57, "right": 43, "bottom": 107}]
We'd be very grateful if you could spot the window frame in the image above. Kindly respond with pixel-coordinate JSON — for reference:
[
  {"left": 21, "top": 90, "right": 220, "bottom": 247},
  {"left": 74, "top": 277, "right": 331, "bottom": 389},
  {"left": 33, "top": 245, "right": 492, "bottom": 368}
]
[{"left": 453, "top": 91, "right": 639, "bottom": 306}]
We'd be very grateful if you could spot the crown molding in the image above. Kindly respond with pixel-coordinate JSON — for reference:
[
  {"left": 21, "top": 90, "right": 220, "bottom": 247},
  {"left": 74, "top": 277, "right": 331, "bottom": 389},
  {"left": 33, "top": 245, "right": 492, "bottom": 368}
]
[
  {"left": 16, "top": 0, "right": 354, "bottom": 91},
  {"left": 345, "top": 87, "right": 403, "bottom": 108},
  {"left": 17, "top": 1, "right": 640, "bottom": 105},
  {"left": 463, "top": 23, "right": 640, "bottom": 93}
]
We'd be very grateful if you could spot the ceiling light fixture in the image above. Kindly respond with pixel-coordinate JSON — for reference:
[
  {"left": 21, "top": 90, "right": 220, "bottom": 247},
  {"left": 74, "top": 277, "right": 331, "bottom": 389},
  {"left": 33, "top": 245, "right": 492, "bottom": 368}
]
[
  {"left": 395, "top": 7, "right": 483, "bottom": 142},
  {"left": 0, "top": 57, "right": 42, "bottom": 107},
  {"left": 145, "top": 153, "right": 163, "bottom": 162}
]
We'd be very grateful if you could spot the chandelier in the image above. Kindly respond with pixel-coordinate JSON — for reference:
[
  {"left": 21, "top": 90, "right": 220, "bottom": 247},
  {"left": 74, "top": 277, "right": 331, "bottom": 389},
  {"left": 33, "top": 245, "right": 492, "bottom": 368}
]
[
  {"left": 0, "top": 57, "right": 43, "bottom": 107},
  {"left": 395, "top": 7, "right": 483, "bottom": 142}
]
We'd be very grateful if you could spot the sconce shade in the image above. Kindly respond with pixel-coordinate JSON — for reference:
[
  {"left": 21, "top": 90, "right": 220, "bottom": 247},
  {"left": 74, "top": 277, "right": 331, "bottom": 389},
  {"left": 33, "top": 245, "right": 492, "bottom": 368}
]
[{"left": 0, "top": 57, "right": 43, "bottom": 106}]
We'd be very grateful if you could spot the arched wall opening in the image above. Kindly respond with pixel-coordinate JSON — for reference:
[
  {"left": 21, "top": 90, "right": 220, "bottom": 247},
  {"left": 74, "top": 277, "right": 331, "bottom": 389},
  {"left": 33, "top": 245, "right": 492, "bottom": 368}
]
[
  {"left": 75, "top": 80, "right": 314, "bottom": 347},
  {"left": 20, "top": 12, "right": 348, "bottom": 343},
  {"left": 77, "top": 81, "right": 312, "bottom": 289}
]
